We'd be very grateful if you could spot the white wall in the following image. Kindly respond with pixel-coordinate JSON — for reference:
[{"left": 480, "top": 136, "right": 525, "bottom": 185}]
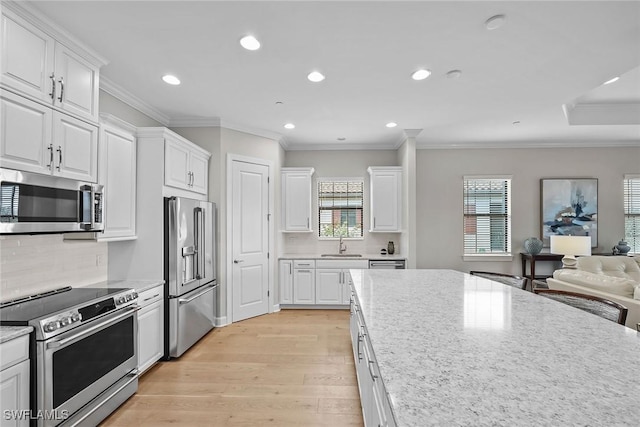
[
  {"left": 283, "top": 149, "right": 401, "bottom": 256},
  {"left": 416, "top": 146, "right": 640, "bottom": 276}
]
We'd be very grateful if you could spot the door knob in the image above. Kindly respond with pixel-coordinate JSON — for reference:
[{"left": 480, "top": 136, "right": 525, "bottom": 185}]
[{"left": 234, "top": 259, "right": 244, "bottom": 264}]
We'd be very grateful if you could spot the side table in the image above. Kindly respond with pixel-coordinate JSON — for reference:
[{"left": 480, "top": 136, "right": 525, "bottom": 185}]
[{"left": 520, "top": 252, "right": 563, "bottom": 291}]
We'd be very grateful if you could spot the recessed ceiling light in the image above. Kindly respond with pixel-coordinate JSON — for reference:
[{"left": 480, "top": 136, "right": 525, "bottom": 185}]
[
  {"left": 337, "top": 137, "right": 346, "bottom": 141},
  {"left": 386, "top": 122, "right": 398, "bottom": 128},
  {"left": 307, "top": 71, "right": 325, "bottom": 82},
  {"left": 162, "top": 75, "right": 181, "bottom": 85},
  {"left": 411, "top": 69, "right": 431, "bottom": 81},
  {"left": 603, "top": 76, "right": 620, "bottom": 85},
  {"left": 240, "top": 35, "right": 261, "bottom": 51},
  {"left": 446, "top": 69, "right": 462, "bottom": 79},
  {"left": 512, "top": 120, "right": 521, "bottom": 125},
  {"left": 284, "top": 123, "right": 295, "bottom": 129},
  {"left": 275, "top": 101, "right": 283, "bottom": 105},
  {"left": 485, "top": 14, "right": 506, "bottom": 30}
]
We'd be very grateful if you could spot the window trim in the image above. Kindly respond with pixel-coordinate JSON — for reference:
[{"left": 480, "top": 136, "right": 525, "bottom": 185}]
[
  {"left": 462, "top": 175, "right": 513, "bottom": 258},
  {"left": 316, "top": 176, "right": 365, "bottom": 240}
]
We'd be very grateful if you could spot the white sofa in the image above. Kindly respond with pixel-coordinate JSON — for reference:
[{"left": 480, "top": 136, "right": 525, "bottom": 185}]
[{"left": 546, "top": 255, "right": 640, "bottom": 329}]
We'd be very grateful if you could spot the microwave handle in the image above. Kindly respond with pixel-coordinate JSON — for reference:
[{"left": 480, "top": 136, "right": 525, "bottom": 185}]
[{"left": 79, "top": 185, "right": 99, "bottom": 231}]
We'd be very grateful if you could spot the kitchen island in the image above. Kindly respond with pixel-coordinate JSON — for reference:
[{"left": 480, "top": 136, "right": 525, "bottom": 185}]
[{"left": 349, "top": 269, "right": 640, "bottom": 426}]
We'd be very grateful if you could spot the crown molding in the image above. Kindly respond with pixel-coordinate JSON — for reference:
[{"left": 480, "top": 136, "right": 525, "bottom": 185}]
[
  {"left": 416, "top": 139, "right": 640, "bottom": 150},
  {"left": 168, "top": 117, "right": 221, "bottom": 127},
  {"left": 100, "top": 77, "right": 170, "bottom": 126}
]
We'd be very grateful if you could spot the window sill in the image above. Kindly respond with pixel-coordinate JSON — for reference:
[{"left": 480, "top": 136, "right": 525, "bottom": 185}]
[{"left": 463, "top": 254, "right": 514, "bottom": 262}]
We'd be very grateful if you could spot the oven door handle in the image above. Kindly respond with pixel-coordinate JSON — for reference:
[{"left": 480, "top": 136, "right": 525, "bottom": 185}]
[{"left": 46, "top": 305, "right": 139, "bottom": 349}]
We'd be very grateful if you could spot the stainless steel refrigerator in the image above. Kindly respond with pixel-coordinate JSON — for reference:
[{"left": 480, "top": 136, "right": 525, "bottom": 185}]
[{"left": 164, "top": 196, "right": 217, "bottom": 358}]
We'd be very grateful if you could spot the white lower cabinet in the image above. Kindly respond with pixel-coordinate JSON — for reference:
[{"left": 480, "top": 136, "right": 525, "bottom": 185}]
[
  {"left": 279, "top": 259, "right": 367, "bottom": 306},
  {"left": 137, "top": 285, "right": 164, "bottom": 374},
  {"left": 0, "top": 334, "right": 30, "bottom": 427},
  {"left": 351, "top": 285, "right": 396, "bottom": 427}
]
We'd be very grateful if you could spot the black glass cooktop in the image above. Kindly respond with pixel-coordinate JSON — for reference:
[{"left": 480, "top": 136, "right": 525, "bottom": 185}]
[{"left": 0, "top": 287, "right": 129, "bottom": 323}]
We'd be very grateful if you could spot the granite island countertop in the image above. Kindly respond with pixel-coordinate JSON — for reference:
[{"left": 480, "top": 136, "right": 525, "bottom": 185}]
[{"left": 349, "top": 269, "right": 640, "bottom": 426}]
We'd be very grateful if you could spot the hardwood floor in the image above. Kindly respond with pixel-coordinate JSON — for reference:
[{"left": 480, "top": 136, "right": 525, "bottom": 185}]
[{"left": 101, "top": 310, "right": 363, "bottom": 426}]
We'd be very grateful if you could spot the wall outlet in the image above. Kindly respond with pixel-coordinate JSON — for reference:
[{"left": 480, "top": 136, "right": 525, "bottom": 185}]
[{"left": 96, "top": 254, "right": 103, "bottom": 266}]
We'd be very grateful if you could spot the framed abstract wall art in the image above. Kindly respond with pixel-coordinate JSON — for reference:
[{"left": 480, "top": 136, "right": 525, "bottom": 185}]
[{"left": 540, "top": 178, "right": 598, "bottom": 247}]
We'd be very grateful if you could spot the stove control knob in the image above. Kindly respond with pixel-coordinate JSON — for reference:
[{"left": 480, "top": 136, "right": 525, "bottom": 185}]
[
  {"left": 132, "top": 291, "right": 138, "bottom": 300},
  {"left": 125, "top": 294, "right": 132, "bottom": 302},
  {"left": 117, "top": 296, "right": 126, "bottom": 304},
  {"left": 60, "top": 317, "right": 70, "bottom": 327},
  {"left": 44, "top": 322, "right": 58, "bottom": 332},
  {"left": 71, "top": 313, "right": 81, "bottom": 323}
]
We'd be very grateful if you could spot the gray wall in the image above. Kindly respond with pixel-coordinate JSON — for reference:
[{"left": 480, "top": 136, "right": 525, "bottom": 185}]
[{"left": 416, "top": 146, "right": 640, "bottom": 276}]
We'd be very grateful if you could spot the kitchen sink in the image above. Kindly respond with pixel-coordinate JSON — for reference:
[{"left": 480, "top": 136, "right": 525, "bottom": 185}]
[{"left": 320, "top": 254, "right": 363, "bottom": 257}]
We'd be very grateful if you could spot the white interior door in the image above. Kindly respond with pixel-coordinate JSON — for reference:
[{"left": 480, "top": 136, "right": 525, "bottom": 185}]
[{"left": 231, "top": 160, "right": 269, "bottom": 322}]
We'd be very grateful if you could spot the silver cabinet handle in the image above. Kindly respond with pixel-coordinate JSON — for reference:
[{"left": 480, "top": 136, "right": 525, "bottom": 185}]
[
  {"left": 234, "top": 259, "right": 244, "bottom": 264},
  {"left": 56, "top": 146, "right": 62, "bottom": 171},
  {"left": 46, "top": 144, "right": 54, "bottom": 169},
  {"left": 143, "top": 294, "right": 160, "bottom": 302},
  {"left": 57, "top": 76, "right": 64, "bottom": 102},
  {"left": 368, "top": 360, "right": 378, "bottom": 381},
  {"left": 49, "top": 74, "right": 56, "bottom": 100}
]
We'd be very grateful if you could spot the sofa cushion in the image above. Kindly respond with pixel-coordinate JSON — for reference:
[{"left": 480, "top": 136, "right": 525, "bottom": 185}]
[
  {"left": 576, "top": 256, "right": 640, "bottom": 283},
  {"left": 552, "top": 269, "right": 636, "bottom": 298}
]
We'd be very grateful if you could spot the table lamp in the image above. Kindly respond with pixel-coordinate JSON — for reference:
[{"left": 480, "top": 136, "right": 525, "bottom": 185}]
[{"left": 550, "top": 235, "right": 592, "bottom": 268}]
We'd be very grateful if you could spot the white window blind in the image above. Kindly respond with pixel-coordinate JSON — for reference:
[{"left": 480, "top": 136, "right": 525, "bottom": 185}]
[
  {"left": 624, "top": 175, "right": 640, "bottom": 253},
  {"left": 318, "top": 180, "right": 363, "bottom": 238},
  {"left": 463, "top": 177, "right": 512, "bottom": 255}
]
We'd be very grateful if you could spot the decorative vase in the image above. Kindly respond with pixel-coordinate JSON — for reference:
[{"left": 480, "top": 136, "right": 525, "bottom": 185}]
[
  {"left": 387, "top": 241, "right": 395, "bottom": 255},
  {"left": 615, "top": 239, "right": 631, "bottom": 255},
  {"left": 523, "top": 237, "right": 543, "bottom": 255}
]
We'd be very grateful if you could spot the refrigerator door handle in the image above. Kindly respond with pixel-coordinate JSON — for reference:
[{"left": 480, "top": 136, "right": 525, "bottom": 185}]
[
  {"left": 178, "top": 283, "right": 217, "bottom": 305},
  {"left": 194, "top": 207, "right": 203, "bottom": 280}
]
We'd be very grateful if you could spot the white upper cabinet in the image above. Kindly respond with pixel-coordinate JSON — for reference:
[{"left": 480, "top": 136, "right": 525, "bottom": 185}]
[
  {"left": 98, "top": 114, "right": 137, "bottom": 241},
  {"left": 368, "top": 166, "right": 402, "bottom": 232},
  {"left": 164, "top": 134, "right": 210, "bottom": 195},
  {"left": 0, "top": 90, "right": 98, "bottom": 182},
  {"left": 0, "top": 7, "right": 101, "bottom": 123},
  {"left": 281, "top": 167, "right": 314, "bottom": 232}
]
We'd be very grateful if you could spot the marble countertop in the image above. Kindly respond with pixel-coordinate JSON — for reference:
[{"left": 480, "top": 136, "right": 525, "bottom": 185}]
[
  {"left": 279, "top": 253, "right": 406, "bottom": 260},
  {"left": 350, "top": 269, "right": 640, "bottom": 426},
  {"left": 85, "top": 279, "right": 164, "bottom": 293},
  {"left": 0, "top": 326, "right": 33, "bottom": 344}
]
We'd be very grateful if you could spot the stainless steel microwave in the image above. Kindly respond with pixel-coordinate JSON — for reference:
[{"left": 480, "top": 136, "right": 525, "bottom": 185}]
[{"left": 0, "top": 168, "right": 104, "bottom": 234}]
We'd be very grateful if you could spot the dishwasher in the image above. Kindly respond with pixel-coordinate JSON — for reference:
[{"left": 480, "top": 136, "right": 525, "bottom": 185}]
[{"left": 368, "top": 259, "right": 406, "bottom": 269}]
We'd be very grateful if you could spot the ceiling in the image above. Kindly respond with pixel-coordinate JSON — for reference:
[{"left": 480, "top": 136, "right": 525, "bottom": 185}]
[{"left": 27, "top": 0, "right": 640, "bottom": 150}]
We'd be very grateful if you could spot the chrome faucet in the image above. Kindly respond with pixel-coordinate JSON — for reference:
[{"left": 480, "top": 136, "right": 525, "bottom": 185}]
[{"left": 339, "top": 236, "right": 347, "bottom": 254}]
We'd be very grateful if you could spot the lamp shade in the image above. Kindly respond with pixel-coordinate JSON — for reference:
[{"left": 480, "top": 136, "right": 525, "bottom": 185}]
[{"left": 550, "top": 235, "right": 592, "bottom": 256}]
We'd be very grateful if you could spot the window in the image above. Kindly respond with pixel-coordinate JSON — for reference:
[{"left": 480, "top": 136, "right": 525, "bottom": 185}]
[
  {"left": 624, "top": 175, "right": 640, "bottom": 254},
  {"left": 463, "top": 176, "right": 512, "bottom": 255},
  {"left": 318, "top": 180, "right": 363, "bottom": 238}
]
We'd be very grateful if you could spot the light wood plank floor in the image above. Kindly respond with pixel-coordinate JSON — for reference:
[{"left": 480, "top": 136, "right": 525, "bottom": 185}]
[{"left": 101, "top": 310, "right": 363, "bottom": 426}]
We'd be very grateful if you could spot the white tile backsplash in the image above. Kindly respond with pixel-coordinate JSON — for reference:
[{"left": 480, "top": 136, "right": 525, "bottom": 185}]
[{"left": 0, "top": 235, "right": 107, "bottom": 302}]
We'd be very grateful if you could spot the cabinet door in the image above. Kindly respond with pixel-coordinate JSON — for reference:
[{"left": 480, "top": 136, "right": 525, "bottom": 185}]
[
  {"left": 279, "top": 260, "right": 293, "bottom": 304},
  {"left": 164, "top": 137, "right": 190, "bottom": 190},
  {"left": 99, "top": 122, "right": 136, "bottom": 240},
  {"left": 0, "top": 9, "right": 55, "bottom": 103},
  {"left": 0, "top": 359, "right": 30, "bottom": 427},
  {"left": 0, "top": 90, "right": 52, "bottom": 174},
  {"left": 53, "top": 44, "right": 99, "bottom": 121},
  {"left": 53, "top": 111, "right": 98, "bottom": 182},
  {"left": 369, "top": 167, "right": 401, "bottom": 232},
  {"left": 315, "top": 269, "right": 343, "bottom": 304},
  {"left": 189, "top": 150, "right": 209, "bottom": 195},
  {"left": 281, "top": 169, "right": 313, "bottom": 232},
  {"left": 137, "top": 300, "right": 164, "bottom": 374},
  {"left": 293, "top": 268, "right": 315, "bottom": 304}
]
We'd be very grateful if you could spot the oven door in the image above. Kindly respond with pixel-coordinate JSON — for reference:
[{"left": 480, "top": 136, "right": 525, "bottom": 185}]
[{"left": 37, "top": 306, "right": 138, "bottom": 427}]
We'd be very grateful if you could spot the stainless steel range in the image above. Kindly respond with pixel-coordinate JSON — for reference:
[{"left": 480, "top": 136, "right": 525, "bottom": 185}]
[{"left": 0, "top": 287, "right": 139, "bottom": 427}]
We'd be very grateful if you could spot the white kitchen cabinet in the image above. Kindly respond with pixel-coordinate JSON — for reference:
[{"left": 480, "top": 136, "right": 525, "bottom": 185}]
[
  {"left": 137, "top": 284, "right": 164, "bottom": 375},
  {"left": 279, "top": 260, "right": 293, "bottom": 304},
  {"left": 164, "top": 134, "right": 209, "bottom": 195},
  {"left": 316, "top": 259, "right": 368, "bottom": 305},
  {"left": 281, "top": 167, "right": 314, "bottom": 232},
  {"left": 368, "top": 166, "right": 402, "bottom": 233},
  {"left": 0, "top": 90, "right": 98, "bottom": 182},
  {"left": 0, "top": 334, "right": 30, "bottom": 427},
  {"left": 293, "top": 260, "right": 316, "bottom": 304},
  {"left": 0, "top": 7, "right": 100, "bottom": 122},
  {"left": 97, "top": 114, "right": 137, "bottom": 241}
]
